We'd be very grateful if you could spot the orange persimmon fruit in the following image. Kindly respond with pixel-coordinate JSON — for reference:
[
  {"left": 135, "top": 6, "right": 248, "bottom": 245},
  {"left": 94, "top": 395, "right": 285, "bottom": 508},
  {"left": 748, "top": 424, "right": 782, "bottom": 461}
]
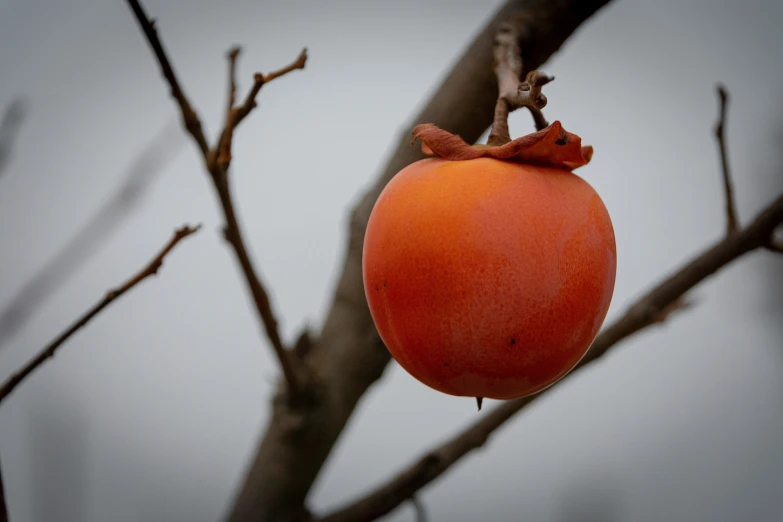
[{"left": 362, "top": 122, "right": 616, "bottom": 401}]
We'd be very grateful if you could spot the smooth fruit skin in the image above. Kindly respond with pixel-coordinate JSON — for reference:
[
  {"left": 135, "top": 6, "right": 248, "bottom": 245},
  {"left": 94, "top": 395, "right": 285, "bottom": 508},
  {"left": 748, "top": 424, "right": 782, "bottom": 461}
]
[{"left": 362, "top": 157, "right": 616, "bottom": 400}]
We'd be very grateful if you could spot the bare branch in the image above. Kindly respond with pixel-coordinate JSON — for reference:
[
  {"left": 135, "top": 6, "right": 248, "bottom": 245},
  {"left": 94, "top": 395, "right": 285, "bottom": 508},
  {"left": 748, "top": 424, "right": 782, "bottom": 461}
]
[
  {"left": 125, "top": 0, "right": 209, "bottom": 155},
  {"left": 217, "top": 47, "right": 241, "bottom": 170},
  {"left": 319, "top": 192, "right": 783, "bottom": 522},
  {"left": 263, "top": 50, "right": 309, "bottom": 84},
  {"left": 0, "top": 98, "right": 26, "bottom": 180},
  {"left": 715, "top": 85, "right": 739, "bottom": 234},
  {"left": 0, "top": 224, "right": 201, "bottom": 404},
  {"left": 213, "top": 177, "right": 301, "bottom": 397},
  {"left": 487, "top": 20, "right": 553, "bottom": 145},
  {"left": 0, "top": 122, "right": 184, "bottom": 350},
  {"left": 216, "top": 47, "right": 308, "bottom": 165},
  {"left": 235, "top": 50, "right": 308, "bottom": 127},
  {"left": 126, "top": 0, "right": 303, "bottom": 397}
]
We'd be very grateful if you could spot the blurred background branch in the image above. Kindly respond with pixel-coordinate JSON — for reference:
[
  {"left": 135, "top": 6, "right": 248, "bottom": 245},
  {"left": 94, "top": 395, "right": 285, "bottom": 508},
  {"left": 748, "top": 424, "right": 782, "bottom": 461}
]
[{"left": 0, "top": 121, "right": 184, "bottom": 350}]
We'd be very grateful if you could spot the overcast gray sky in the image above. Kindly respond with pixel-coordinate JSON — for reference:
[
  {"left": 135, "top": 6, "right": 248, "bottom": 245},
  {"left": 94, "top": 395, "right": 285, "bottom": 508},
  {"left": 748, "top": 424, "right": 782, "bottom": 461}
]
[{"left": 0, "top": 1, "right": 781, "bottom": 521}]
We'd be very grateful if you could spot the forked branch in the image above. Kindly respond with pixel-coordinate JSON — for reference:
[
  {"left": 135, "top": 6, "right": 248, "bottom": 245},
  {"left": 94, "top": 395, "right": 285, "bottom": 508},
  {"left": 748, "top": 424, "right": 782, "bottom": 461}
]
[
  {"left": 0, "top": 225, "right": 201, "bottom": 404},
  {"left": 216, "top": 46, "right": 307, "bottom": 171},
  {"left": 126, "top": 0, "right": 306, "bottom": 398}
]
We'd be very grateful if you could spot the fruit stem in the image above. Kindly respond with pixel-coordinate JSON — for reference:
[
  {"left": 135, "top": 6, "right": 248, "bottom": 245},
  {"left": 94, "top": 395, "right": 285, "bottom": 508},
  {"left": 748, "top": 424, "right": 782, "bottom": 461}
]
[{"left": 487, "top": 20, "right": 553, "bottom": 146}]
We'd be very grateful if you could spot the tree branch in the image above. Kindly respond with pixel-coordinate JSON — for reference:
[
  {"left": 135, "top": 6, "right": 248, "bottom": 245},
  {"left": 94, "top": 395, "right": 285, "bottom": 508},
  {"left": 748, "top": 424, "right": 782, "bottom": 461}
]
[
  {"left": 0, "top": 122, "right": 184, "bottom": 350},
  {"left": 237, "top": 51, "right": 308, "bottom": 124},
  {"left": 216, "top": 46, "right": 307, "bottom": 172},
  {"left": 715, "top": 85, "right": 739, "bottom": 235},
  {"left": 223, "top": 2, "right": 613, "bottom": 521},
  {"left": 217, "top": 47, "right": 241, "bottom": 170},
  {"left": 126, "top": 0, "right": 308, "bottom": 398},
  {"left": 125, "top": 0, "right": 208, "bottom": 155},
  {"left": 213, "top": 172, "right": 302, "bottom": 396},
  {"left": 319, "top": 191, "right": 783, "bottom": 522},
  {"left": 0, "top": 224, "right": 200, "bottom": 404},
  {"left": 487, "top": 20, "right": 553, "bottom": 145}
]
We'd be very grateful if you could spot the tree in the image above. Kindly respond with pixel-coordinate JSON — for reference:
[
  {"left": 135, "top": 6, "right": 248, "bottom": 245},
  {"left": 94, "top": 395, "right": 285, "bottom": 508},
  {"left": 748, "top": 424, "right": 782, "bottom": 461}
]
[{"left": 0, "top": 1, "right": 781, "bottom": 521}]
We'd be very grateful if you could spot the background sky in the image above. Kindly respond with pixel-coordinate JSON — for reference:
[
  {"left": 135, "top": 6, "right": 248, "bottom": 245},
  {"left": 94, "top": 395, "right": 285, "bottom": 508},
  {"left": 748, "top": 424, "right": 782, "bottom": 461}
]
[{"left": 0, "top": 1, "right": 781, "bottom": 521}]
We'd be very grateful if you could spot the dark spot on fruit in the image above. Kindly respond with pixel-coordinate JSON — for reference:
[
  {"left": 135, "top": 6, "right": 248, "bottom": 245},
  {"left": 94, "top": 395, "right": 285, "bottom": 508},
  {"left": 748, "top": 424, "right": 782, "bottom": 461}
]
[
  {"left": 375, "top": 284, "right": 379, "bottom": 291},
  {"left": 555, "top": 136, "right": 568, "bottom": 146},
  {"left": 443, "top": 362, "right": 450, "bottom": 367},
  {"left": 510, "top": 337, "right": 516, "bottom": 345},
  {"left": 383, "top": 280, "right": 387, "bottom": 288}
]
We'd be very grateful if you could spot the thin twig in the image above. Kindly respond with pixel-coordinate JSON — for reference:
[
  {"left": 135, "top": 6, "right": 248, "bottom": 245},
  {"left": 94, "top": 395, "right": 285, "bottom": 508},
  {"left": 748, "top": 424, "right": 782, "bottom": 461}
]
[
  {"left": 715, "top": 85, "right": 739, "bottom": 234},
  {"left": 0, "top": 224, "right": 201, "bottom": 404},
  {"left": 217, "top": 47, "right": 241, "bottom": 170},
  {"left": 216, "top": 47, "right": 308, "bottom": 165},
  {"left": 487, "top": 21, "right": 553, "bottom": 145},
  {"left": 126, "top": 0, "right": 304, "bottom": 397},
  {"left": 263, "top": 49, "right": 309, "bottom": 83},
  {"left": 319, "top": 192, "right": 783, "bottom": 522},
  {"left": 0, "top": 98, "right": 26, "bottom": 180},
  {"left": 0, "top": 122, "right": 184, "bottom": 350}
]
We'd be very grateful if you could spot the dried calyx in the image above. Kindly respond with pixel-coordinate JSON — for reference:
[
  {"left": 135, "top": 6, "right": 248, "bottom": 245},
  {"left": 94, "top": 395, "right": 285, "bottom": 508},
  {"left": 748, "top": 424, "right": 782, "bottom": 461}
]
[{"left": 411, "top": 120, "right": 593, "bottom": 171}]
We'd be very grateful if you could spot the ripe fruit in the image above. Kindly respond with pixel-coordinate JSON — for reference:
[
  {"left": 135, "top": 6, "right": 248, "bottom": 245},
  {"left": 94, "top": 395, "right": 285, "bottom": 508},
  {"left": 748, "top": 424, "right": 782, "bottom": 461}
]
[{"left": 362, "top": 122, "right": 616, "bottom": 401}]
